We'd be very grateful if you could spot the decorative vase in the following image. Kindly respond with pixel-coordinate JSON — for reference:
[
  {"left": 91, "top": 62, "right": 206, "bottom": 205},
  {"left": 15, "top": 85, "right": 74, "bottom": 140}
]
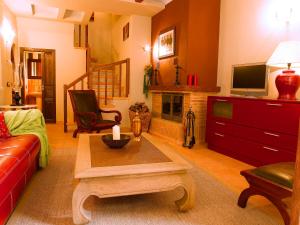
[
  {"left": 13, "top": 91, "right": 21, "bottom": 106},
  {"left": 132, "top": 112, "right": 142, "bottom": 141},
  {"left": 275, "top": 70, "right": 300, "bottom": 100},
  {"left": 129, "top": 111, "right": 151, "bottom": 132},
  {"left": 129, "top": 102, "right": 151, "bottom": 132}
]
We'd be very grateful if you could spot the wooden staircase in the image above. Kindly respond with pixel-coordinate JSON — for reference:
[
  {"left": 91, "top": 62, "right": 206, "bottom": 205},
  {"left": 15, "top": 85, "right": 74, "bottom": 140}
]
[{"left": 63, "top": 58, "right": 130, "bottom": 132}]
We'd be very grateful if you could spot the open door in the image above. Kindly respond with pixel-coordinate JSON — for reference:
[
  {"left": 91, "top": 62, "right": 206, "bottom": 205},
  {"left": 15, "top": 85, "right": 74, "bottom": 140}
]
[
  {"left": 42, "top": 50, "right": 56, "bottom": 123},
  {"left": 20, "top": 47, "right": 56, "bottom": 123}
]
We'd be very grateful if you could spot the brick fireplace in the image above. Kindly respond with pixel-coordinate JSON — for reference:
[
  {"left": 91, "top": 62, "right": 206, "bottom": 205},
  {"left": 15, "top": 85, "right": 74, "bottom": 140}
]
[{"left": 150, "top": 91, "right": 216, "bottom": 145}]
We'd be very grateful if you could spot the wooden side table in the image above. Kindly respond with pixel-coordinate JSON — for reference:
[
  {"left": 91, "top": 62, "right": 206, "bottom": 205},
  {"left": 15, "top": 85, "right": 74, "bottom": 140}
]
[{"left": 0, "top": 105, "right": 37, "bottom": 111}]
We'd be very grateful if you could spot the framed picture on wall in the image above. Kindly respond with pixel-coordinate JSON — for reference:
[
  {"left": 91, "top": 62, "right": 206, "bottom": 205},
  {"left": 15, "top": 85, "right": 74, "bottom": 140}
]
[
  {"left": 123, "top": 23, "right": 129, "bottom": 41},
  {"left": 158, "top": 27, "right": 175, "bottom": 59}
]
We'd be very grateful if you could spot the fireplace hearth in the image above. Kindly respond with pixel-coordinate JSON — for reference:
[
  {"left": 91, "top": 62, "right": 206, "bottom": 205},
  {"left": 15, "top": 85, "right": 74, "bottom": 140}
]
[{"left": 161, "top": 93, "right": 183, "bottom": 122}]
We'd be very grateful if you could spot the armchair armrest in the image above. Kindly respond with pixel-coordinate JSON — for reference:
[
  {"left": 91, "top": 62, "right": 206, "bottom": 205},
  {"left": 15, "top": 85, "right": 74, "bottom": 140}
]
[
  {"left": 100, "top": 109, "right": 122, "bottom": 123},
  {"left": 75, "top": 112, "right": 98, "bottom": 128}
]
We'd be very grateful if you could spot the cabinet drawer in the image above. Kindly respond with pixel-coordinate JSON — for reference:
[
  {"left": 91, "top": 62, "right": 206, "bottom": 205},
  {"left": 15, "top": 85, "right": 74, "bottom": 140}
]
[
  {"left": 259, "top": 101, "right": 300, "bottom": 135},
  {"left": 207, "top": 131, "right": 261, "bottom": 165},
  {"left": 235, "top": 99, "right": 300, "bottom": 135},
  {"left": 243, "top": 144, "right": 296, "bottom": 166},
  {"left": 207, "top": 97, "right": 233, "bottom": 121},
  {"left": 207, "top": 131, "right": 296, "bottom": 166},
  {"left": 208, "top": 120, "right": 297, "bottom": 152},
  {"left": 230, "top": 124, "right": 297, "bottom": 152},
  {"left": 206, "top": 131, "right": 244, "bottom": 159},
  {"left": 207, "top": 120, "right": 234, "bottom": 135}
]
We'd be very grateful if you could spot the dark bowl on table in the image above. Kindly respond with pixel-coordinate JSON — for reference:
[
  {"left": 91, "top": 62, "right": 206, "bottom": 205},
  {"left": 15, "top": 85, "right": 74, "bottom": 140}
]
[{"left": 101, "top": 134, "right": 131, "bottom": 149}]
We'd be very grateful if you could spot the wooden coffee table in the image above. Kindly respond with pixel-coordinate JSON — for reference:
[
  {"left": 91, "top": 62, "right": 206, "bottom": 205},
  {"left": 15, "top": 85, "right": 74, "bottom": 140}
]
[{"left": 72, "top": 133, "right": 195, "bottom": 224}]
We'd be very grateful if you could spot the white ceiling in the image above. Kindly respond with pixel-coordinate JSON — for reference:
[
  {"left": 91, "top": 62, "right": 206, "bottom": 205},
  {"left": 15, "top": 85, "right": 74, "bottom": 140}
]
[{"left": 4, "top": 0, "right": 172, "bottom": 24}]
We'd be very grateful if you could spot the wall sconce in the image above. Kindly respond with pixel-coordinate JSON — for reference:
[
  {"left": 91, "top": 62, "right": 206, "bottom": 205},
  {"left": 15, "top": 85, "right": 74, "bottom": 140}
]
[
  {"left": 1, "top": 18, "right": 15, "bottom": 64},
  {"left": 276, "top": 7, "right": 293, "bottom": 24},
  {"left": 143, "top": 44, "right": 151, "bottom": 53},
  {"left": 1, "top": 18, "right": 15, "bottom": 46},
  {"left": 273, "top": 0, "right": 300, "bottom": 25}
]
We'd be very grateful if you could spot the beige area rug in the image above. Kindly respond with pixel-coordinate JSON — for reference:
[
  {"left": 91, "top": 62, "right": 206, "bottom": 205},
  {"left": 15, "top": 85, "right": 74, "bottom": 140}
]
[{"left": 7, "top": 146, "right": 281, "bottom": 225}]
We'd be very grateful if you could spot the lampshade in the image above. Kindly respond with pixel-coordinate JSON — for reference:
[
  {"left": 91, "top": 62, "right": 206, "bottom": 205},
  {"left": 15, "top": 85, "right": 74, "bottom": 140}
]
[{"left": 267, "top": 41, "right": 300, "bottom": 68}]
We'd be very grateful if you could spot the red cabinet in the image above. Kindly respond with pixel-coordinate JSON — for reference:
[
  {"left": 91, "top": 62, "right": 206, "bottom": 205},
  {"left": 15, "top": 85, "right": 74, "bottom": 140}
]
[{"left": 206, "top": 96, "right": 300, "bottom": 166}]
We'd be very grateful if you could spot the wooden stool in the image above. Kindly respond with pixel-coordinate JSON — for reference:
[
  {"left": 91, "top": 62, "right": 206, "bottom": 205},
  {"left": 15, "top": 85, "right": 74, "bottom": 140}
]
[{"left": 238, "top": 162, "right": 295, "bottom": 225}]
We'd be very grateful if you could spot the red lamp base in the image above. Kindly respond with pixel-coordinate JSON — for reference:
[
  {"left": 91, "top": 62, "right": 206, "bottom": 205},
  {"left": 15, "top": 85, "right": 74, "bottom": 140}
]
[{"left": 275, "top": 70, "right": 300, "bottom": 100}]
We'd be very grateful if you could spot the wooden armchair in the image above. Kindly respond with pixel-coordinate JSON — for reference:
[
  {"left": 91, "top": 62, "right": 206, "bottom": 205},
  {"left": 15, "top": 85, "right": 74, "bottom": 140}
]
[{"left": 68, "top": 90, "right": 122, "bottom": 138}]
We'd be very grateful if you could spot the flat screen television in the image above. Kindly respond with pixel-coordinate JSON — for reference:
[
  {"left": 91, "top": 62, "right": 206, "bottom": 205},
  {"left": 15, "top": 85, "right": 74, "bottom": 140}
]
[{"left": 230, "top": 63, "right": 268, "bottom": 97}]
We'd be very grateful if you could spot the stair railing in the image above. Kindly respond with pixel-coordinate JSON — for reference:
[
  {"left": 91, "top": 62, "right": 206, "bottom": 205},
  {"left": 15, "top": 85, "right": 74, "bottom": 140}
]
[{"left": 63, "top": 58, "right": 130, "bottom": 132}]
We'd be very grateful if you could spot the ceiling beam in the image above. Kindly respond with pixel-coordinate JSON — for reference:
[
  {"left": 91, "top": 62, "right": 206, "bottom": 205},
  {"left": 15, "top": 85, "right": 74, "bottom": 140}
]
[
  {"left": 31, "top": 4, "right": 35, "bottom": 16},
  {"left": 57, "top": 8, "right": 66, "bottom": 19},
  {"left": 81, "top": 11, "right": 93, "bottom": 25},
  {"left": 29, "top": 0, "right": 165, "bottom": 17}
]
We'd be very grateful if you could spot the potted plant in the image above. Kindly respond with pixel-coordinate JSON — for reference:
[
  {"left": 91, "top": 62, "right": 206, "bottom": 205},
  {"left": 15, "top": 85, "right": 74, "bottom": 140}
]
[
  {"left": 143, "top": 64, "right": 153, "bottom": 98},
  {"left": 129, "top": 102, "right": 151, "bottom": 132}
]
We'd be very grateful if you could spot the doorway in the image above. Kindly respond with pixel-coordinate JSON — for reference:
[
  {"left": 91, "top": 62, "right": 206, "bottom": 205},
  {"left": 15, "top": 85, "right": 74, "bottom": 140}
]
[{"left": 20, "top": 47, "right": 56, "bottom": 123}]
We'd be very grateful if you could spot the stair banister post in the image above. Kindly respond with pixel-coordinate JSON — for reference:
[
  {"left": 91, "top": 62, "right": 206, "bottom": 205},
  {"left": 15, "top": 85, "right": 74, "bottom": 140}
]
[{"left": 64, "top": 84, "right": 68, "bottom": 132}]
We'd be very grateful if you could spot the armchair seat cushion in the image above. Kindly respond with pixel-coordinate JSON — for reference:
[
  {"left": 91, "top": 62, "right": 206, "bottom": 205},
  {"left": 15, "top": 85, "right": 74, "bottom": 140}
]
[{"left": 251, "top": 162, "right": 295, "bottom": 189}]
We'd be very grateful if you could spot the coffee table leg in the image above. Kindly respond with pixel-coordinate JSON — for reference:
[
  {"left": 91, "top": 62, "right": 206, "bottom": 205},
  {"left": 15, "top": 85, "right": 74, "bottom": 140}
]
[
  {"left": 72, "top": 182, "right": 91, "bottom": 225},
  {"left": 175, "top": 174, "right": 196, "bottom": 211},
  {"left": 72, "top": 173, "right": 195, "bottom": 224}
]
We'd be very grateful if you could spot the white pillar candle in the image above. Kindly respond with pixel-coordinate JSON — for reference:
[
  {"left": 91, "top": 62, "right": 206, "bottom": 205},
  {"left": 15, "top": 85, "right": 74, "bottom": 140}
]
[{"left": 112, "top": 125, "right": 120, "bottom": 140}]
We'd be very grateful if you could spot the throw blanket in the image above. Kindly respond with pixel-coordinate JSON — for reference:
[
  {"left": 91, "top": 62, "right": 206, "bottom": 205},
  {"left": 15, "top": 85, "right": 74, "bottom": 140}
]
[{"left": 4, "top": 109, "right": 50, "bottom": 168}]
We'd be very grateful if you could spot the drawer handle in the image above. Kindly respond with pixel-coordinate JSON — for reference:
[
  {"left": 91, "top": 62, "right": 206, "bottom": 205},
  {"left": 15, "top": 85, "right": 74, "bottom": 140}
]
[
  {"left": 263, "top": 146, "right": 279, "bottom": 152},
  {"left": 215, "top": 122, "right": 226, "bottom": 126},
  {"left": 266, "top": 103, "right": 283, "bottom": 107},
  {"left": 214, "top": 132, "right": 224, "bottom": 137},
  {"left": 264, "top": 132, "right": 280, "bottom": 137},
  {"left": 216, "top": 99, "right": 228, "bottom": 102}
]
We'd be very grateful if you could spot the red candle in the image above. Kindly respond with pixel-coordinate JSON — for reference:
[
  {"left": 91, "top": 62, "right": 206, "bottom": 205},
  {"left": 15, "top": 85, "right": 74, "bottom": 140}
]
[
  {"left": 193, "top": 74, "right": 199, "bottom": 87},
  {"left": 187, "top": 74, "right": 193, "bottom": 86}
]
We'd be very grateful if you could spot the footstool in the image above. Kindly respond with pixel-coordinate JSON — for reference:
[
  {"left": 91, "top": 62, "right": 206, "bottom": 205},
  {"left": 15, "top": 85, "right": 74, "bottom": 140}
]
[{"left": 238, "top": 162, "right": 295, "bottom": 225}]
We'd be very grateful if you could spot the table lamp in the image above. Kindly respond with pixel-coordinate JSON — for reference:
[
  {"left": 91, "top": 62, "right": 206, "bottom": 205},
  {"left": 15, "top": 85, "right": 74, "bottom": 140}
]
[{"left": 267, "top": 41, "right": 300, "bottom": 100}]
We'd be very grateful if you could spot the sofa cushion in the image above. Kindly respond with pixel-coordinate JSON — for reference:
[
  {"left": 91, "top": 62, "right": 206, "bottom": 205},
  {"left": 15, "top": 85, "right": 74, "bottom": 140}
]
[
  {"left": 0, "top": 135, "right": 40, "bottom": 202},
  {"left": 0, "top": 112, "right": 10, "bottom": 139},
  {"left": 0, "top": 135, "right": 40, "bottom": 162},
  {"left": 0, "top": 194, "right": 12, "bottom": 225},
  {"left": 0, "top": 134, "right": 41, "bottom": 225},
  {"left": 252, "top": 162, "right": 295, "bottom": 189}
]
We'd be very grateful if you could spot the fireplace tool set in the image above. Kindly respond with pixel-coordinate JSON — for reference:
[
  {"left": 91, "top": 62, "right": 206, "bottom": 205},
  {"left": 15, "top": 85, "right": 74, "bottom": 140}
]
[{"left": 183, "top": 106, "right": 195, "bottom": 149}]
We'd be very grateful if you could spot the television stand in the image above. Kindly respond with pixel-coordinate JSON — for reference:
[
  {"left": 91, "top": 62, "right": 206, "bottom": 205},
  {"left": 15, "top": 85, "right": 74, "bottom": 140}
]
[{"left": 206, "top": 96, "right": 299, "bottom": 166}]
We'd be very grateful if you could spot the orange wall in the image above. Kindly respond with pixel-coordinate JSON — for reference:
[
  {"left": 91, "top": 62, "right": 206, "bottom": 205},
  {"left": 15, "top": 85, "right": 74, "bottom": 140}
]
[
  {"left": 151, "top": 0, "right": 220, "bottom": 91},
  {"left": 151, "top": 0, "right": 188, "bottom": 85},
  {"left": 187, "top": 0, "right": 220, "bottom": 91}
]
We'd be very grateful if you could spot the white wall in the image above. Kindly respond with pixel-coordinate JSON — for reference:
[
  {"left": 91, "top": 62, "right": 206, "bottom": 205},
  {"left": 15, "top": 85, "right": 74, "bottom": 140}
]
[
  {"left": 0, "top": 1, "right": 17, "bottom": 105},
  {"left": 88, "top": 12, "right": 113, "bottom": 64},
  {"left": 17, "top": 17, "right": 86, "bottom": 122},
  {"left": 218, "top": 0, "right": 300, "bottom": 98},
  {"left": 110, "top": 15, "right": 152, "bottom": 128}
]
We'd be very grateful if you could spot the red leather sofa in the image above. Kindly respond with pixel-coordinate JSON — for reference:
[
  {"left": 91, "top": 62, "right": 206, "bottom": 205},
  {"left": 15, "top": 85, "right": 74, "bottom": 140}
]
[{"left": 0, "top": 134, "right": 40, "bottom": 225}]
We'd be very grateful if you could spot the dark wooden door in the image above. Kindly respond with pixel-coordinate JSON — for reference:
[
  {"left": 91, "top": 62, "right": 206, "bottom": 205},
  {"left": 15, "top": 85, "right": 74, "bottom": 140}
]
[{"left": 42, "top": 50, "right": 56, "bottom": 123}]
